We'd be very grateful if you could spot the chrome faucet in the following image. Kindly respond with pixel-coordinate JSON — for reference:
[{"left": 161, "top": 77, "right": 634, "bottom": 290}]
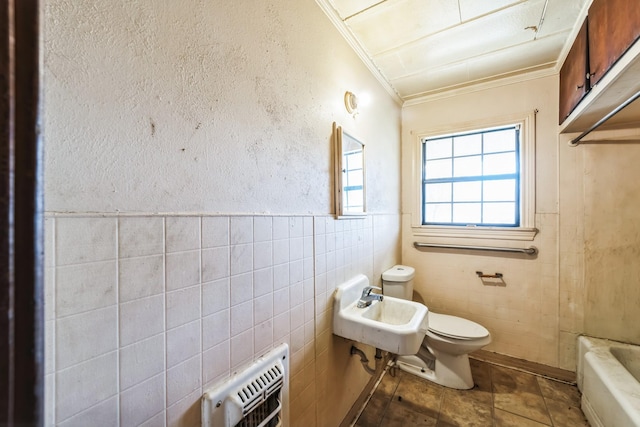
[{"left": 357, "top": 286, "right": 383, "bottom": 308}]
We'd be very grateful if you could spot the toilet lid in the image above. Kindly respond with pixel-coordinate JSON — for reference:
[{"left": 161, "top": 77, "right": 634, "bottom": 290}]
[{"left": 428, "top": 313, "right": 489, "bottom": 340}]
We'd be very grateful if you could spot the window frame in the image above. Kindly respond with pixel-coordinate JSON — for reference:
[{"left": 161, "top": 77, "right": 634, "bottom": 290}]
[{"left": 411, "top": 112, "right": 538, "bottom": 241}]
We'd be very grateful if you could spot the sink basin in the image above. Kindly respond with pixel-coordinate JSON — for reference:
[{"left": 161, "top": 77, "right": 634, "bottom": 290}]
[{"left": 333, "top": 274, "right": 428, "bottom": 355}]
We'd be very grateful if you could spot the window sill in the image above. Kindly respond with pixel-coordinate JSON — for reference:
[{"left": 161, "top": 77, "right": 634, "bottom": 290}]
[{"left": 411, "top": 225, "right": 538, "bottom": 241}]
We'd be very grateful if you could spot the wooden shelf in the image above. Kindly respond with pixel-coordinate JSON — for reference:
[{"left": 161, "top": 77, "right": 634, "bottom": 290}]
[{"left": 560, "top": 37, "right": 640, "bottom": 134}]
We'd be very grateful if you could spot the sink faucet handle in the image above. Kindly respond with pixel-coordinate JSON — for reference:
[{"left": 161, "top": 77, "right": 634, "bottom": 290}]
[{"left": 363, "top": 285, "right": 382, "bottom": 295}]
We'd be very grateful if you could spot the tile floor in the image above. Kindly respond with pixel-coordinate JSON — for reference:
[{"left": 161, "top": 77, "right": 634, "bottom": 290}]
[{"left": 355, "top": 359, "right": 589, "bottom": 426}]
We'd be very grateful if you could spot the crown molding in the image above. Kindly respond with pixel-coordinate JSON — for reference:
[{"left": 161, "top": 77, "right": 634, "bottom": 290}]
[{"left": 315, "top": 0, "right": 403, "bottom": 105}]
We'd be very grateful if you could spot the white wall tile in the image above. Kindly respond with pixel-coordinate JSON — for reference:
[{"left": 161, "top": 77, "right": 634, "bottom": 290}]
[
  {"left": 230, "top": 300, "right": 253, "bottom": 337},
  {"left": 290, "top": 237, "right": 303, "bottom": 261},
  {"left": 166, "top": 285, "right": 201, "bottom": 330},
  {"left": 303, "top": 217, "right": 313, "bottom": 237},
  {"left": 230, "top": 329, "right": 253, "bottom": 370},
  {"left": 273, "top": 312, "right": 290, "bottom": 342},
  {"left": 202, "top": 341, "right": 229, "bottom": 388},
  {"left": 166, "top": 216, "right": 200, "bottom": 253},
  {"left": 253, "top": 267, "right": 273, "bottom": 298},
  {"left": 272, "top": 217, "right": 289, "bottom": 240},
  {"left": 45, "top": 266, "right": 55, "bottom": 321},
  {"left": 273, "top": 239, "right": 289, "bottom": 265},
  {"left": 140, "top": 410, "right": 165, "bottom": 427},
  {"left": 230, "top": 243, "right": 253, "bottom": 275},
  {"left": 119, "top": 255, "right": 164, "bottom": 302},
  {"left": 45, "top": 373, "right": 55, "bottom": 426},
  {"left": 230, "top": 217, "right": 253, "bottom": 245},
  {"left": 273, "top": 263, "right": 289, "bottom": 290},
  {"left": 56, "top": 351, "right": 117, "bottom": 423},
  {"left": 273, "top": 288, "right": 289, "bottom": 316},
  {"left": 253, "top": 241, "right": 273, "bottom": 270},
  {"left": 166, "top": 355, "right": 201, "bottom": 407},
  {"left": 120, "top": 294, "right": 165, "bottom": 347},
  {"left": 120, "top": 333, "right": 165, "bottom": 391},
  {"left": 45, "top": 217, "right": 55, "bottom": 268},
  {"left": 56, "top": 261, "right": 117, "bottom": 317},
  {"left": 202, "top": 310, "right": 229, "bottom": 350},
  {"left": 56, "top": 306, "right": 117, "bottom": 370},
  {"left": 202, "top": 278, "right": 229, "bottom": 316},
  {"left": 57, "top": 396, "right": 118, "bottom": 427},
  {"left": 290, "top": 260, "right": 303, "bottom": 285},
  {"left": 289, "top": 217, "right": 303, "bottom": 238},
  {"left": 290, "top": 282, "right": 303, "bottom": 307},
  {"left": 253, "top": 217, "right": 273, "bottom": 242},
  {"left": 254, "top": 294, "right": 273, "bottom": 324},
  {"left": 254, "top": 320, "right": 273, "bottom": 355},
  {"left": 166, "top": 388, "right": 201, "bottom": 427},
  {"left": 230, "top": 273, "right": 252, "bottom": 306},
  {"left": 119, "top": 217, "right": 164, "bottom": 258},
  {"left": 46, "top": 319, "right": 55, "bottom": 375},
  {"left": 121, "top": 373, "right": 165, "bottom": 427},
  {"left": 167, "top": 320, "right": 201, "bottom": 368},
  {"left": 314, "top": 216, "right": 326, "bottom": 235},
  {"left": 201, "top": 247, "right": 229, "bottom": 282},
  {"left": 202, "top": 216, "right": 229, "bottom": 248},
  {"left": 56, "top": 217, "right": 116, "bottom": 266},
  {"left": 166, "top": 250, "right": 200, "bottom": 291}
]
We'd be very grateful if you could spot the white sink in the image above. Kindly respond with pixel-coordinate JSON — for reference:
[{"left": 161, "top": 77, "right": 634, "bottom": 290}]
[{"left": 333, "top": 274, "right": 428, "bottom": 355}]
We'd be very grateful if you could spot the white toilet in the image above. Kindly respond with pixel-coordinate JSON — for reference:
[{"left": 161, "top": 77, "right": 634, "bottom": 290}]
[{"left": 382, "top": 265, "right": 491, "bottom": 389}]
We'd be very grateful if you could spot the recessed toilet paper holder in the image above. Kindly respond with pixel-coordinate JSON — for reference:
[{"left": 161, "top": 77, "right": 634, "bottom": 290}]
[{"left": 475, "top": 271, "right": 503, "bottom": 279}]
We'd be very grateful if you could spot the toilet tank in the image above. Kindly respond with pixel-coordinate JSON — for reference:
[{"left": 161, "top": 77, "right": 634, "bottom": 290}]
[{"left": 382, "top": 265, "right": 415, "bottom": 300}]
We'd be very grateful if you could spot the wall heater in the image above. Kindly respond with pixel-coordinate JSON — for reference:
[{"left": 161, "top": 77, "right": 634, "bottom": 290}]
[{"left": 202, "top": 344, "right": 289, "bottom": 427}]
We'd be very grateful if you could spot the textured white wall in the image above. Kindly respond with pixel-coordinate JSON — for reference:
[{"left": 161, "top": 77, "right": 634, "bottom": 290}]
[
  {"left": 43, "top": 1, "right": 402, "bottom": 425},
  {"left": 401, "top": 76, "right": 561, "bottom": 367},
  {"left": 44, "top": 0, "right": 401, "bottom": 215}
]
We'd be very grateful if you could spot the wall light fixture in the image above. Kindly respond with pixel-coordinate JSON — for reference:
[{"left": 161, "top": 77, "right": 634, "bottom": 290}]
[{"left": 344, "top": 91, "right": 358, "bottom": 116}]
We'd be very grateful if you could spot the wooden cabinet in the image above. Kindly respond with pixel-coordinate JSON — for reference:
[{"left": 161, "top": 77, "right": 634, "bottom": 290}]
[
  {"left": 559, "top": 21, "right": 589, "bottom": 124},
  {"left": 588, "top": 0, "right": 640, "bottom": 86},
  {"left": 559, "top": 0, "right": 640, "bottom": 125}
]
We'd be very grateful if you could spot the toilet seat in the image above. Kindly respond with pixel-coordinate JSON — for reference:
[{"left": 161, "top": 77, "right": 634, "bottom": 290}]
[{"left": 427, "top": 313, "right": 489, "bottom": 340}]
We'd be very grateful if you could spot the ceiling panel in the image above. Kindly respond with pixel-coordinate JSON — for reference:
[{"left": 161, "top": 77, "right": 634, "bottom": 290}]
[
  {"left": 458, "top": 0, "right": 525, "bottom": 22},
  {"left": 344, "top": 0, "right": 460, "bottom": 55},
  {"left": 328, "top": 0, "right": 382, "bottom": 20},
  {"left": 318, "top": 0, "right": 589, "bottom": 100}
]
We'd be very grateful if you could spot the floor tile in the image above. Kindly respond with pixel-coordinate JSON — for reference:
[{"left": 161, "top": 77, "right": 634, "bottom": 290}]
[
  {"left": 494, "top": 408, "right": 550, "bottom": 426},
  {"left": 545, "top": 398, "right": 590, "bottom": 426},
  {"left": 391, "top": 371, "right": 444, "bottom": 419},
  {"left": 436, "top": 389, "right": 493, "bottom": 426},
  {"left": 358, "top": 359, "right": 586, "bottom": 427},
  {"left": 380, "top": 401, "right": 437, "bottom": 427},
  {"left": 537, "top": 377, "right": 581, "bottom": 407}
]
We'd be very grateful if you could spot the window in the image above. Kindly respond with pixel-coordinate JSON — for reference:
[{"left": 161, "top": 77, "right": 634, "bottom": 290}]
[
  {"left": 422, "top": 126, "right": 519, "bottom": 226},
  {"left": 412, "top": 112, "right": 537, "bottom": 241}
]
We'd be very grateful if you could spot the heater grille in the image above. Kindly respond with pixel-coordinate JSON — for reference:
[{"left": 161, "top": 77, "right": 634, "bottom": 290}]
[{"left": 202, "top": 344, "right": 289, "bottom": 427}]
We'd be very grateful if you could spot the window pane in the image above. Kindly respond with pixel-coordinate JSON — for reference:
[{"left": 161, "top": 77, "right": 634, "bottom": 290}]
[
  {"left": 425, "top": 183, "right": 451, "bottom": 203},
  {"left": 484, "top": 179, "right": 515, "bottom": 201},
  {"left": 453, "top": 155, "right": 481, "bottom": 177},
  {"left": 484, "top": 129, "right": 515, "bottom": 153},
  {"left": 483, "top": 202, "right": 516, "bottom": 224},
  {"left": 425, "top": 203, "right": 451, "bottom": 223},
  {"left": 425, "top": 137, "right": 452, "bottom": 160},
  {"left": 347, "top": 170, "right": 362, "bottom": 186},
  {"left": 453, "top": 181, "right": 481, "bottom": 202},
  {"left": 484, "top": 152, "right": 516, "bottom": 175},
  {"left": 347, "top": 152, "right": 362, "bottom": 169},
  {"left": 345, "top": 189, "right": 363, "bottom": 212},
  {"left": 454, "top": 133, "right": 481, "bottom": 156},
  {"left": 425, "top": 158, "right": 452, "bottom": 179},
  {"left": 453, "top": 203, "right": 481, "bottom": 223}
]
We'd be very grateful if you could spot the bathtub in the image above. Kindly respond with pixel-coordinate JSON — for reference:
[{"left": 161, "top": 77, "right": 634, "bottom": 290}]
[{"left": 577, "top": 336, "right": 640, "bottom": 427}]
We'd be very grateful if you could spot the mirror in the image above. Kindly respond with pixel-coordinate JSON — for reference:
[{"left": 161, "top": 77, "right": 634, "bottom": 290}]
[{"left": 334, "top": 122, "right": 366, "bottom": 218}]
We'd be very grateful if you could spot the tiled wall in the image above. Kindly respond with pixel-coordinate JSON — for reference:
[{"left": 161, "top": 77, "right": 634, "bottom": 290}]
[{"left": 45, "top": 213, "right": 399, "bottom": 426}]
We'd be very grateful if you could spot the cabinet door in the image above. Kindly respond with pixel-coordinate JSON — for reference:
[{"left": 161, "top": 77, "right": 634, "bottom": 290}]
[
  {"left": 589, "top": 0, "right": 640, "bottom": 86},
  {"left": 559, "top": 20, "right": 589, "bottom": 124}
]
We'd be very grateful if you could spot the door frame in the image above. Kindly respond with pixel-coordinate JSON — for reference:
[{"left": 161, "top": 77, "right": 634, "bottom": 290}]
[{"left": 0, "top": 1, "right": 44, "bottom": 425}]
